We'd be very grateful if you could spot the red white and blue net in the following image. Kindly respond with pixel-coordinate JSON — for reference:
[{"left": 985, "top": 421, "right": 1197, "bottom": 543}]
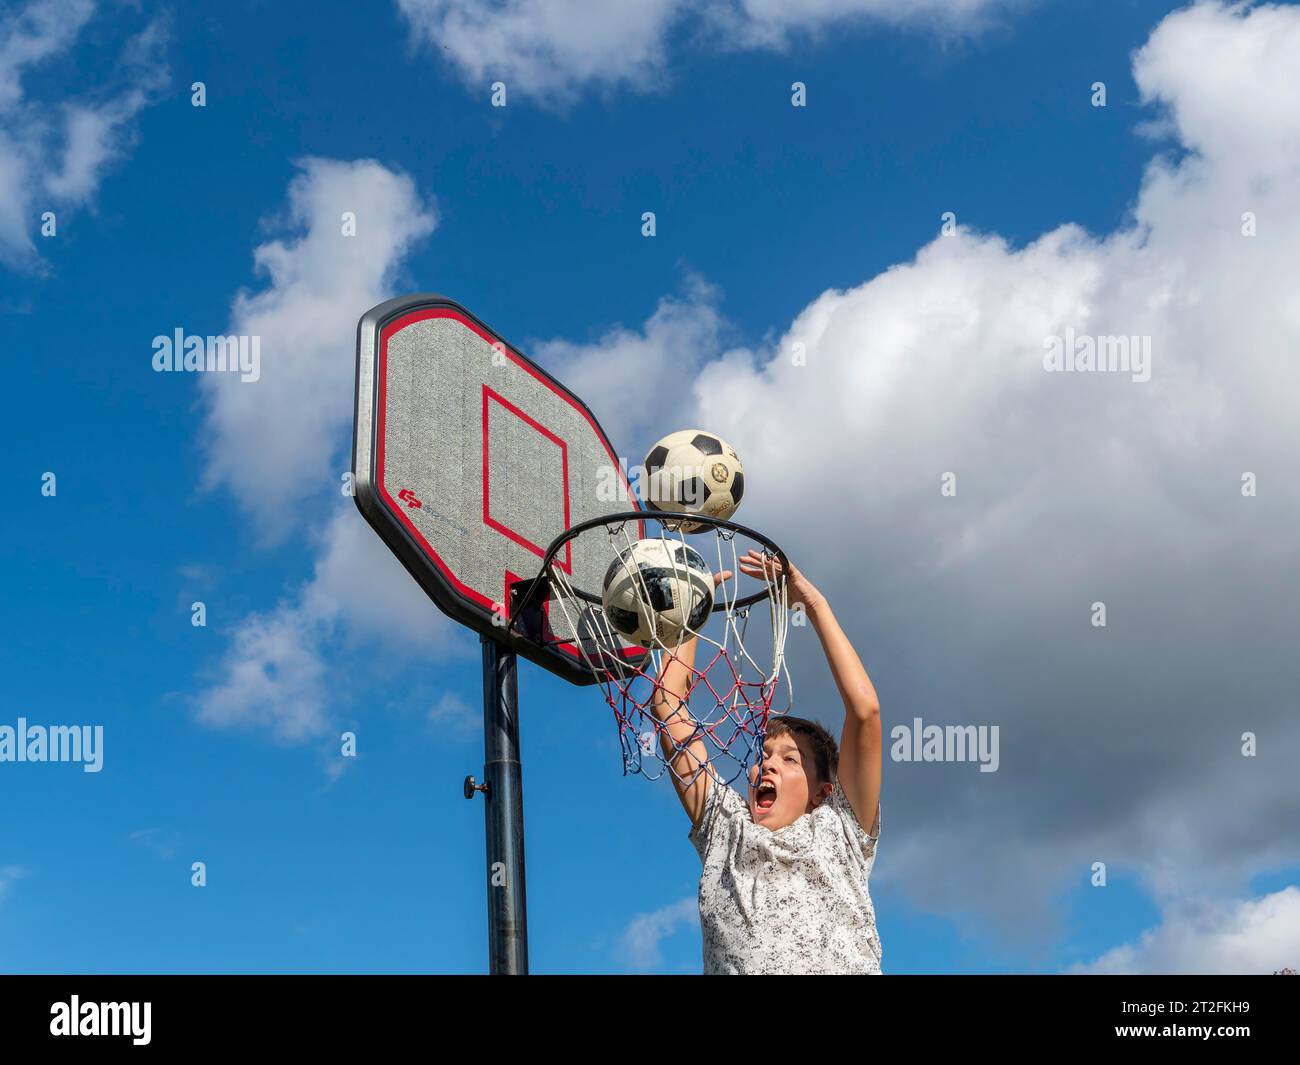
[{"left": 542, "top": 516, "right": 793, "bottom": 788}]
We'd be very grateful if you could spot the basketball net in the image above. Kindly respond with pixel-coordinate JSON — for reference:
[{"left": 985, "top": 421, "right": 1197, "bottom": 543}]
[{"left": 545, "top": 519, "right": 793, "bottom": 788}]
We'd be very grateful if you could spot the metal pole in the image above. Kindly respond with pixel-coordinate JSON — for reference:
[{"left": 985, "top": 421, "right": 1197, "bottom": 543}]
[{"left": 480, "top": 635, "right": 529, "bottom": 974}]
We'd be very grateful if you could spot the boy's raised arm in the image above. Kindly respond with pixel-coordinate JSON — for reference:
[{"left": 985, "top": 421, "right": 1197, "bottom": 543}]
[
  {"left": 805, "top": 594, "right": 881, "bottom": 836},
  {"left": 651, "top": 633, "right": 716, "bottom": 826},
  {"left": 649, "top": 568, "right": 734, "bottom": 825},
  {"left": 738, "top": 550, "right": 882, "bottom": 835}
]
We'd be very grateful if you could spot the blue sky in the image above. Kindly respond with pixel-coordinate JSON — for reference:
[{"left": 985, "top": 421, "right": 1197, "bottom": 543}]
[{"left": 3, "top": 0, "right": 1300, "bottom": 974}]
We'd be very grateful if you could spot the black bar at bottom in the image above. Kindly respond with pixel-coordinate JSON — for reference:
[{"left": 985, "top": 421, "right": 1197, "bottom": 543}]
[{"left": 0, "top": 975, "right": 1292, "bottom": 1046}]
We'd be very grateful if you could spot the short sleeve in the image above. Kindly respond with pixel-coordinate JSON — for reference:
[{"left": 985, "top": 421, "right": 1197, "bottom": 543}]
[
  {"left": 688, "top": 778, "right": 746, "bottom": 861},
  {"left": 829, "top": 779, "right": 880, "bottom": 859}
]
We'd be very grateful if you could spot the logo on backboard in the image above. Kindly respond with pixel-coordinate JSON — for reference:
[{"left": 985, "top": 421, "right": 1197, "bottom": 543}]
[{"left": 397, "top": 488, "right": 423, "bottom": 509}]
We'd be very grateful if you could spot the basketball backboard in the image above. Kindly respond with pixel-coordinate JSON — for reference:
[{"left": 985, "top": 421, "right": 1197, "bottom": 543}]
[{"left": 352, "top": 294, "right": 648, "bottom": 684}]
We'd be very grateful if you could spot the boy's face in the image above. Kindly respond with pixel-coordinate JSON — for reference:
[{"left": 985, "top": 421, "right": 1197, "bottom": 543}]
[{"left": 747, "top": 733, "right": 830, "bottom": 830}]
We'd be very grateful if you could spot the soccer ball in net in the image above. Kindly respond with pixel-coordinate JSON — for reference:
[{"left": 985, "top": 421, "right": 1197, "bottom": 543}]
[{"left": 601, "top": 538, "right": 715, "bottom": 647}]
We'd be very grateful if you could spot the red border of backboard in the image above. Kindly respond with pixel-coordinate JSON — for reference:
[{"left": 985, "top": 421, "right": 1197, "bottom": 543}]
[{"left": 482, "top": 386, "right": 573, "bottom": 574}]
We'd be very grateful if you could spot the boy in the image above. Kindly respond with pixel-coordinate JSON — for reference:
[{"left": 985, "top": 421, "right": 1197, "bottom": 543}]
[{"left": 651, "top": 548, "right": 883, "bottom": 974}]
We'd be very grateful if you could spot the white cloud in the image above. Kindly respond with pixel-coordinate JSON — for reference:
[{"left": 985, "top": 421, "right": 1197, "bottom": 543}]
[
  {"left": 397, "top": 0, "right": 681, "bottom": 101},
  {"left": 196, "top": 600, "right": 333, "bottom": 741},
  {"left": 0, "top": 0, "right": 93, "bottom": 111},
  {"left": 128, "top": 829, "right": 179, "bottom": 862},
  {"left": 427, "top": 692, "right": 479, "bottom": 738},
  {"left": 192, "top": 159, "right": 458, "bottom": 745},
  {"left": 533, "top": 275, "right": 727, "bottom": 449},
  {"left": 704, "top": 0, "right": 1017, "bottom": 50},
  {"left": 0, "top": 865, "right": 29, "bottom": 904},
  {"left": 44, "top": 103, "right": 119, "bottom": 202},
  {"left": 199, "top": 157, "right": 437, "bottom": 542},
  {"left": 1073, "top": 889, "right": 1300, "bottom": 975},
  {"left": 303, "top": 507, "right": 463, "bottom": 650},
  {"left": 1132, "top": 0, "right": 1300, "bottom": 180},
  {"left": 521, "top": 1, "right": 1300, "bottom": 942},
  {"left": 618, "top": 896, "right": 698, "bottom": 970},
  {"left": 0, "top": 0, "right": 167, "bottom": 264},
  {"left": 396, "top": 0, "right": 1015, "bottom": 102},
  {"left": 195, "top": 508, "right": 467, "bottom": 742}
]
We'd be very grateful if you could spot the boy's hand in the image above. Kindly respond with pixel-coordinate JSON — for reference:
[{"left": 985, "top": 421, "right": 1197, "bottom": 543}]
[{"left": 736, "top": 549, "right": 823, "bottom": 611}]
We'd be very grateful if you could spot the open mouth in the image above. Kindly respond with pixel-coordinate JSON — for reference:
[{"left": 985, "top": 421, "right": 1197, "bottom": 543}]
[{"left": 754, "top": 784, "right": 777, "bottom": 811}]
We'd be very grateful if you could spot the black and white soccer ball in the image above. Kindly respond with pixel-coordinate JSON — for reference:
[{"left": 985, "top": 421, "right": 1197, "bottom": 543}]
[
  {"left": 643, "top": 429, "right": 745, "bottom": 533},
  {"left": 601, "top": 538, "right": 715, "bottom": 648}
]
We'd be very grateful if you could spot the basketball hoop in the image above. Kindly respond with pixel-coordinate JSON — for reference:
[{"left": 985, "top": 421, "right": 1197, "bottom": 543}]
[{"left": 510, "top": 510, "right": 794, "bottom": 787}]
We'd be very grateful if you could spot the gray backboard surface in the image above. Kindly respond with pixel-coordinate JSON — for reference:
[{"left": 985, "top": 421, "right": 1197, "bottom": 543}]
[{"left": 353, "top": 294, "right": 646, "bottom": 684}]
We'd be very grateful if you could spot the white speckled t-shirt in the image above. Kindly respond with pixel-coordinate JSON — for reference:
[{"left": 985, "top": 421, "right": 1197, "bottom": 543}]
[{"left": 689, "top": 777, "right": 882, "bottom": 975}]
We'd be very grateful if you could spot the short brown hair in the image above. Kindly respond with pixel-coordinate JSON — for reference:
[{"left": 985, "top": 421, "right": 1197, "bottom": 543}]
[{"left": 766, "top": 716, "right": 838, "bottom": 783}]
